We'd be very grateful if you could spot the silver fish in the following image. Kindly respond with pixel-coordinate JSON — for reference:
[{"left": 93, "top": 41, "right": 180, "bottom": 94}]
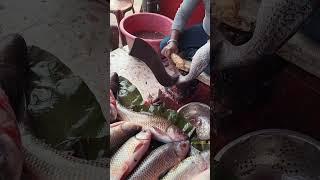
[
  {"left": 162, "top": 150, "right": 210, "bottom": 180},
  {"left": 110, "top": 130, "right": 151, "bottom": 180},
  {"left": 110, "top": 121, "right": 141, "bottom": 154},
  {"left": 19, "top": 124, "right": 107, "bottom": 180},
  {"left": 191, "top": 168, "right": 210, "bottom": 180},
  {"left": 116, "top": 103, "right": 188, "bottom": 143},
  {"left": 128, "top": 141, "right": 190, "bottom": 180}
]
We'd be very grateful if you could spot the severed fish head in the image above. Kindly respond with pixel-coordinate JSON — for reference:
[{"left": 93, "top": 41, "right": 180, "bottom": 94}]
[{"left": 173, "top": 140, "right": 190, "bottom": 161}]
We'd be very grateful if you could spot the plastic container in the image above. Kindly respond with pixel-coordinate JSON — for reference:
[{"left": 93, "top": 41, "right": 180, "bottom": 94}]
[
  {"left": 159, "top": 0, "right": 205, "bottom": 28},
  {"left": 119, "top": 12, "right": 173, "bottom": 54}
]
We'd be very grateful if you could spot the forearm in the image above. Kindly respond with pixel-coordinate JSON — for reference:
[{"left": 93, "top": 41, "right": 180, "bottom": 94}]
[
  {"left": 184, "top": 41, "right": 210, "bottom": 81},
  {"left": 169, "top": 30, "right": 180, "bottom": 41}
]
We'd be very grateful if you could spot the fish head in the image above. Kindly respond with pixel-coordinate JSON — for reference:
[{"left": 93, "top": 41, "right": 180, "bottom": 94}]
[
  {"left": 166, "top": 125, "right": 188, "bottom": 142},
  {"left": 174, "top": 140, "right": 190, "bottom": 160},
  {"left": 135, "top": 129, "right": 152, "bottom": 142},
  {"left": 0, "top": 134, "right": 23, "bottom": 180}
]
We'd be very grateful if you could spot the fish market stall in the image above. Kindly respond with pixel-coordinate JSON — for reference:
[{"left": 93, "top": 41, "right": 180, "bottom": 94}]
[{"left": 109, "top": 43, "right": 211, "bottom": 179}]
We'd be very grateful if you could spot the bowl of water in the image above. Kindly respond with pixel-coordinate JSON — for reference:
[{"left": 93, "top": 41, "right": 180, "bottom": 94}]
[{"left": 119, "top": 12, "right": 173, "bottom": 54}]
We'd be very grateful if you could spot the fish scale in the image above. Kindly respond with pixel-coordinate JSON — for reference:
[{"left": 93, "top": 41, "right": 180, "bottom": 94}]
[
  {"left": 128, "top": 141, "right": 189, "bottom": 180},
  {"left": 116, "top": 103, "right": 188, "bottom": 143},
  {"left": 20, "top": 124, "right": 107, "bottom": 180},
  {"left": 110, "top": 121, "right": 141, "bottom": 154},
  {"left": 162, "top": 151, "right": 210, "bottom": 180},
  {"left": 117, "top": 103, "right": 171, "bottom": 130},
  {"left": 110, "top": 130, "right": 151, "bottom": 180}
]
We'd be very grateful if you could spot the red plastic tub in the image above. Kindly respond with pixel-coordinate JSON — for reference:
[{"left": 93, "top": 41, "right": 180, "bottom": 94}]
[
  {"left": 119, "top": 13, "right": 173, "bottom": 54},
  {"left": 159, "top": 0, "right": 205, "bottom": 28}
]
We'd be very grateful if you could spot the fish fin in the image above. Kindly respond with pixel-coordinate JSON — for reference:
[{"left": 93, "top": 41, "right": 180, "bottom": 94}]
[
  {"left": 139, "top": 111, "right": 153, "bottom": 116},
  {"left": 133, "top": 142, "right": 144, "bottom": 153}
]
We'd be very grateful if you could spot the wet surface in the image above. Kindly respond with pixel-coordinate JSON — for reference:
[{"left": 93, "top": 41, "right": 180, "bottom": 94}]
[{"left": 132, "top": 31, "right": 165, "bottom": 40}]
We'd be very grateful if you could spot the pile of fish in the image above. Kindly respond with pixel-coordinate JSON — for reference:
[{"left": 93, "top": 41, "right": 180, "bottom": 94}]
[{"left": 109, "top": 73, "right": 210, "bottom": 180}]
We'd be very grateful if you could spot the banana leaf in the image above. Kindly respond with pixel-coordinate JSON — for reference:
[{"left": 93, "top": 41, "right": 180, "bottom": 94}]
[
  {"left": 117, "top": 76, "right": 210, "bottom": 152},
  {"left": 25, "top": 46, "right": 107, "bottom": 160}
]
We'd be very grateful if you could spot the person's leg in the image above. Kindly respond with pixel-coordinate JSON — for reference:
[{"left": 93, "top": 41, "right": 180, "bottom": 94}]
[
  {"left": 160, "top": 24, "right": 210, "bottom": 74},
  {"left": 160, "top": 24, "right": 209, "bottom": 55},
  {"left": 177, "top": 24, "right": 209, "bottom": 60},
  {"left": 0, "top": 34, "right": 27, "bottom": 180}
]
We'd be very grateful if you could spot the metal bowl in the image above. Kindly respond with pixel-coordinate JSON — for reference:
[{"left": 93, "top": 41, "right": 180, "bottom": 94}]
[
  {"left": 177, "top": 102, "right": 210, "bottom": 140},
  {"left": 213, "top": 129, "right": 320, "bottom": 180}
]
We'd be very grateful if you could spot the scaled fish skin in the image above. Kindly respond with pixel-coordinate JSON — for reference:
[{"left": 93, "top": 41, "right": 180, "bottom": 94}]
[
  {"left": 128, "top": 140, "right": 190, "bottom": 180},
  {"left": 110, "top": 129, "right": 151, "bottom": 180},
  {"left": 110, "top": 121, "right": 142, "bottom": 154},
  {"left": 110, "top": 121, "right": 142, "bottom": 153},
  {"left": 162, "top": 150, "right": 210, "bottom": 180},
  {"left": 116, "top": 103, "right": 188, "bottom": 143},
  {"left": 20, "top": 124, "right": 107, "bottom": 180},
  {"left": 191, "top": 168, "right": 210, "bottom": 180}
]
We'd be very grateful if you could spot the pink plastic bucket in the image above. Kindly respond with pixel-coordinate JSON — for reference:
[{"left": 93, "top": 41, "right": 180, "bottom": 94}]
[{"left": 119, "top": 13, "right": 173, "bottom": 54}]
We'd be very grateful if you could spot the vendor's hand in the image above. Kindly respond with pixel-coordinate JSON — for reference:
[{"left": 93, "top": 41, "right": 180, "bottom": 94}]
[{"left": 161, "top": 41, "right": 178, "bottom": 59}]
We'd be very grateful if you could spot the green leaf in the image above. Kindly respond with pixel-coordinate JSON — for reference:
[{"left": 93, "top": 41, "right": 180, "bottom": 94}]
[
  {"left": 26, "top": 46, "right": 106, "bottom": 160},
  {"left": 117, "top": 76, "right": 210, "bottom": 152}
]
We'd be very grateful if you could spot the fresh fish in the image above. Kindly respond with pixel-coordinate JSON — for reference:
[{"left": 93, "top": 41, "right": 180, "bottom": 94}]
[
  {"left": 110, "top": 130, "right": 151, "bottom": 180},
  {"left": 128, "top": 141, "right": 190, "bottom": 180},
  {"left": 191, "top": 168, "right": 210, "bottom": 180},
  {"left": 162, "top": 150, "right": 210, "bottom": 180},
  {"left": 19, "top": 124, "right": 107, "bottom": 180},
  {"left": 110, "top": 121, "right": 141, "bottom": 154},
  {"left": 116, "top": 103, "right": 188, "bottom": 143}
]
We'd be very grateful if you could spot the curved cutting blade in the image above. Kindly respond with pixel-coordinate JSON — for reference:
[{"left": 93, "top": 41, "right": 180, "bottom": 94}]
[{"left": 129, "top": 38, "right": 178, "bottom": 87}]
